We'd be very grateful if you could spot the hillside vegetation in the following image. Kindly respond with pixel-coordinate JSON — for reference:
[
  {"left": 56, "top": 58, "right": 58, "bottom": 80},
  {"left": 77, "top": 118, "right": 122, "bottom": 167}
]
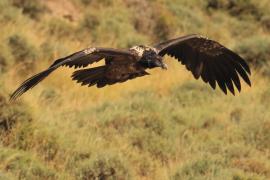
[{"left": 0, "top": 0, "right": 269, "bottom": 179}]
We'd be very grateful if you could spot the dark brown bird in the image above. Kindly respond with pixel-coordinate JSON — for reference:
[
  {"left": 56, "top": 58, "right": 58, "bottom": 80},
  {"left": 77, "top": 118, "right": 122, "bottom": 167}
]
[{"left": 10, "top": 34, "right": 251, "bottom": 100}]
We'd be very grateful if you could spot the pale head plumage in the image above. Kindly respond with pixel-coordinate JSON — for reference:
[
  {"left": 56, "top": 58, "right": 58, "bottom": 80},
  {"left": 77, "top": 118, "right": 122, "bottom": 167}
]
[{"left": 130, "top": 45, "right": 158, "bottom": 57}]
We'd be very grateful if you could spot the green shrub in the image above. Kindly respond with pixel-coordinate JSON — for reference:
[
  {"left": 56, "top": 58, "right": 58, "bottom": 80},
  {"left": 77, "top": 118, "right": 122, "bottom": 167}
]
[
  {"left": 12, "top": 0, "right": 47, "bottom": 20},
  {"left": 243, "top": 120, "right": 270, "bottom": 151},
  {"left": 0, "top": 0, "right": 21, "bottom": 23},
  {"left": 171, "top": 81, "right": 214, "bottom": 106},
  {"left": 153, "top": 5, "right": 176, "bottom": 41},
  {"left": 206, "top": 0, "right": 263, "bottom": 21},
  {"left": 130, "top": 129, "right": 175, "bottom": 163},
  {"left": 261, "top": 86, "right": 270, "bottom": 106},
  {"left": 136, "top": 154, "right": 156, "bottom": 177},
  {"left": 261, "top": 15, "right": 270, "bottom": 31},
  {"left": 0, "top": 55, "right": 7, "bottom": 74},
  {"left": 75, "top": 152, "right": 133, "bottom": 180},
  {"left": 172, "top": 158, "right": 224, "bottom": 179},
  {"left": 91, "top": 6, "right": 147, "bottom": 47},
  {"left": 0, "top": 39, "right": 17, "bottom": 73},
  {"left": 234, "top": 36, "right": 270, "bottom": 75},
  {"left": 80, "top": 0, "right": 112, "bottom": 6},
  {"left": 79, "top": 12, "right": 100, "bottom": 31},
  {"left": 39, "top": 88, "right": 60, "bottom": 104},
  {"left": 80, "top": 0, "right": 92, "bottom": 5},
  {"left": 229, "top": 19, "right": 258, "bottom": 38},
  {"left": 87, "top": 90, "right": 178, "bottom": 164},
  {"left": 166, "top": 0, "right": 203, "bottom": 33},
  {"left": 206, "top": 0, "right": 227, "bottom": 10},
  {"left": 45, "top": 18, "right": 75, "bottom": 39},
  {"left": 227, "top": 0, "right": 262, "bottom": 20},
  {"left": 0, "top": 148, "right": 56, "bottom": 179},
  {"left": 39, "top": 41, "right": 55, "bottom": 61},
  {"left": 37, "top": 135, "right": 61, "bottom": 162},
  {"left": 125, "top": 0, "right": 156, "bottom": 40},
  {"left": 0, "top": 172, "right": 14, "bottom": 179},
  {"left": 8, "top": 34, "right": 37, "bottom": 67},
  {"left": 0, "top": 93, "right": 32, "bottom": 133}
]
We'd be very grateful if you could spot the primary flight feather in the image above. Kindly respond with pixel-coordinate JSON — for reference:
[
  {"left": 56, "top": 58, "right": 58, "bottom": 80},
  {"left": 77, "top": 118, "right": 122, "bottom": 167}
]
[{"left": 10, "top": 34, "right": 251, "bottom": 100}]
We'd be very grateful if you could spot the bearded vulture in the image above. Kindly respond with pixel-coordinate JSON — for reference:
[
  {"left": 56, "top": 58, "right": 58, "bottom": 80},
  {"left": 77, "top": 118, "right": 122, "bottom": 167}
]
[{"left": 10, "top": 34, "right": 251, "bottom": 100}]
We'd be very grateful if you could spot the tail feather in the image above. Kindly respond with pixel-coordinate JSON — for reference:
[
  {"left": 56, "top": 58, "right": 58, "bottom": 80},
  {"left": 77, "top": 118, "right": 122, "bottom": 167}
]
[
  {"left": 71, "top": 66, "right": 107, "bottom": 87},
  {"left": 72, "top": 67, "right": 149, "bottom": 88}
]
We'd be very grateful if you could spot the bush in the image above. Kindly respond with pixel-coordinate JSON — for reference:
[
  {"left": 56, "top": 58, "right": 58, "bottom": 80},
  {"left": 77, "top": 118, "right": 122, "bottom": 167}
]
[
  {"left": 80, "top": 0, "right": 113, "bottom": 6},
  {"left": 125, "top": 0, "right": 155, "bottom": 37},
  {"left": 39, "top": 88, "right": 60, "bottom": 104},
  {"left": 261, "top": 86, "right": 270, "bottom": 106},
  {"left": 39, "top": 41, "right": 55, "bottom": 61},
  {"left": 0, "top": 93, "right": 32, "bottom": 133},
  {"left": 75, "top": 152, "right": 133, "bottom": 180},
  {"left": 130, "top": 130, "right": 175, "bottom": 163},
  {"left": 171, "top": 81, "right": 214, "bottom": 106},
  {"left": 206, "top": 0, "right": 263, "bottom": 21},
  {"left": 88, "top": 90, "right": 178, "bottom": 164},
  {"left": 234, "top": 36, "right": 270, "bottom": 75},
  {"left": 80, "top": 12, "right": 100, "bottom": 31},
  {"left": 80, "top": 0, "right": 92, "bottom": 5},
  {"left": 0, "top": 40, "right": 17, "bottom": 73},
  {"left": 91, "top": 6, "right": 147, "bottom": 47},
  {"left": 12, "top": 0, "right": 47, "bottom": 20},
  {"left": 0, "top": 55, "right": 7, "bottom": 73},
  {"left": 0, "top": 0, "right": 21, "bottom": 23},
  {"left": 8, "top": 34, "right": 37, "bottom": 68},
  {"left": 153, "top": 5, "right": 176, "bottom": 41},
  {"left": 166, "top": 0, "right": 203, "bottom": 34},
  {"left": 172, "top": 157, "right": 227, "bottom": 179},
  {"left": 261, "top": 15, "right": 270, "bottom": 31},
  {"left": 45, "top": 18, "right": 75, "bottom": 39},
  {"left": 35, "top": 133, "right": 61, "bottom": 162},
  {"left": 0, "top": 148, "right": 56, "bottom": 179},
  {"left": 243, "top": 120, "right": 270, "bottom": 151}
]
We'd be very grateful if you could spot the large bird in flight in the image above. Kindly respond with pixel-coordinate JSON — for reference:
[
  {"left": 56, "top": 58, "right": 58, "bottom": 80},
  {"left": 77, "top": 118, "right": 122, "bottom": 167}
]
[{"left": 10, "top": 34, "right": 251, "bottom": 100}]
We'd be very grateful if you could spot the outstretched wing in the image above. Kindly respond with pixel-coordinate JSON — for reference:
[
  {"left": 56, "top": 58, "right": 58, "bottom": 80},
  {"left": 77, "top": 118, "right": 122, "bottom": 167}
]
[
  {"left": 155, "top": 34, "right": 251, "bottom": 95},
  {"left": 10, "top": 48, "right": 134, "bottom": 100}
]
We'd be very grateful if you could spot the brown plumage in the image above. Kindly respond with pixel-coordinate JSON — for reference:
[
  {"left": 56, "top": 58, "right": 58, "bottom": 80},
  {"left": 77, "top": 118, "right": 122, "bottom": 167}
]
[{"left": 10, "top": 34, "right": 251, "bottom": 100}]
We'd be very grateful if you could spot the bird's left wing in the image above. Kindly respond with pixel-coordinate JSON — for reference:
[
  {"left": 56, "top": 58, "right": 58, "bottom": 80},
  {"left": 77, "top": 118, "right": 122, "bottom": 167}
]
[
  {"left": 155, "top": 34, "right": 251, "bottom": 95},
  {"left": 10, "top": 48, "right": 134, "bottom": 100}
]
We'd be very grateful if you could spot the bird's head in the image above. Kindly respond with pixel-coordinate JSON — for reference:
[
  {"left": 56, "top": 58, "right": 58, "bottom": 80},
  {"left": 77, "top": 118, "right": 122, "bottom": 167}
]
[{"left": 139, "top": 47, "right": 168, "bottom": 70}]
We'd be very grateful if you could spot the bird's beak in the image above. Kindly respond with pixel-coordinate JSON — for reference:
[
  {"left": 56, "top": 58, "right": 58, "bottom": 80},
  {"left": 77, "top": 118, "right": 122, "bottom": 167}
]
[
  {"left": 153, "top": 56, "right": 168, "bottom": 70},
  {"left": 161, "top": 63, "right": 168, "bottom": 70},
  {"left": 154, "top": 61, "right": 168, "bottom": 70},
  {"left": 155, "top": 56, "right": 167, "bottom": 70}
]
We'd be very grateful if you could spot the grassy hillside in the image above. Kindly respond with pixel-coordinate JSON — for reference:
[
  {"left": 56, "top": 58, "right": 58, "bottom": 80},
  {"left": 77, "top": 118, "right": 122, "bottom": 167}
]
[{"left": 0, "top": 0, "right": 269, "bottom": 179}]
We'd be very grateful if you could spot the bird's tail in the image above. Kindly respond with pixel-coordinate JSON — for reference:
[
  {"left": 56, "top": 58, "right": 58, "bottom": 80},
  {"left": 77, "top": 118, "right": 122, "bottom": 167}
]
[{"left": 71, "top": 66, "right": 108, "bottom": 88}]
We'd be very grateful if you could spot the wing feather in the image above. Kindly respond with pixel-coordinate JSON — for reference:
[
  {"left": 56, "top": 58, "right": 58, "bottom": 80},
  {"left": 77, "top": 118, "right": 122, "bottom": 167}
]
[
  {"left": 10, "top": 48, "right": 134, "bottom": 100},
  {"left": 155, "top": 34, "right": 251, "bottom": 95}
]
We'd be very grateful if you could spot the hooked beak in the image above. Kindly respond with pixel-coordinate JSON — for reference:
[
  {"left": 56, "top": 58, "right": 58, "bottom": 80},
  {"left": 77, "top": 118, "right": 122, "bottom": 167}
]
[
  {"left": 161, "top": 63, "right": 168, "bottom": 70},
  {"left": 155, "top": 56, "right": 167, "bottom": 70},
  {"left": 155, "top": 61, "right": 168, "bottom": 70}
]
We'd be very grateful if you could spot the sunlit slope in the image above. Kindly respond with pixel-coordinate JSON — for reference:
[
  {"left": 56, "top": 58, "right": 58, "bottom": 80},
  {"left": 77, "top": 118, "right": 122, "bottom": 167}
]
[{"left": 0, "top": 0, "right": 269, "bottom": 179}]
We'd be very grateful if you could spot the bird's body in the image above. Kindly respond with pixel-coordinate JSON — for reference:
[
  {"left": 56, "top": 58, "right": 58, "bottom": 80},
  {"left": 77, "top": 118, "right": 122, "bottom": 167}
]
[
  {"left": 10, "top": 34, "right": 251, "bottom": 100},
  {"left": 71, "top": 45, "right": 163, "bottom": 88}
]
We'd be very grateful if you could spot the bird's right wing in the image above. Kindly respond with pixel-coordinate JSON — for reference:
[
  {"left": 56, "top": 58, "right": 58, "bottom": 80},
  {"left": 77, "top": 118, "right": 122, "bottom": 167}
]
[{"left": 10, "top": 48, "right": 134, "bottom": 100}]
